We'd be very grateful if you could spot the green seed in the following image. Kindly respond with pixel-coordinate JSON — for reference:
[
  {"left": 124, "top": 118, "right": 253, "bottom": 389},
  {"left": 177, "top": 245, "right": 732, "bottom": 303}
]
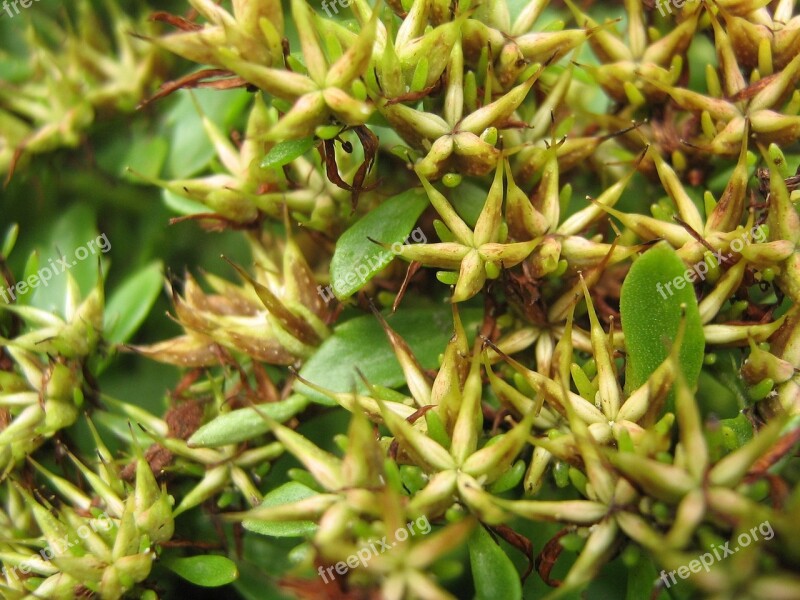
[
  {"left": 553, "top": 460, "right": 570, "bottom": 488},
  {"left": 442, "top": 173, "right": 463, "bottom": 187}
]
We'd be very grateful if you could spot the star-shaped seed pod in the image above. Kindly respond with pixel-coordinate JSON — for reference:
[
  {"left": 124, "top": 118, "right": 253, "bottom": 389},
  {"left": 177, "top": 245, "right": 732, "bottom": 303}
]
[
  {"left": 0, "top": 274, "right": 103, "bottom": 474},
  {"left": 391, "top": 160, "right": 540, "bottom": 302},
  {"left": 0, "top": 1, "right": 158, "bottom": 176},
  {"left": 2, "top": 427, "right": 175, "bottom": 600},
  {"left": 134, "top": 232, "right": 329, "bottom": 367},
  {"left": 228, "top": 400, "right": 480, "bottom": 600}
]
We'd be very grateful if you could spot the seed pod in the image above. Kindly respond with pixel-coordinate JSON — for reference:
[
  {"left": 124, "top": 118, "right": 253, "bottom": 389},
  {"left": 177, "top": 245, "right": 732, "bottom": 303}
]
[
  {"left": 397, "top": 21, "right": 462, "bottom": 88},
  {"left": 642, "top": 11, "right": 699, "bottom": 65},
  {"left": 395, "top": 0, "right": 428, "bottom": 49},
  {"left": 664, "top": 488, "right": 706, "bottom": 549},
  {"left": 559, "top": 165, "right": 639, "bottom": 236},
  {"left": 740, "top": 240, "right": 795, "bottom": 267},
  {"left": 750, "top": 51, "right": 800, "bottom": 112},
  {"left": 698, "top": 258, "right": 747, "bottom": 324},
  {"left": 154, "top": 29, "right": 227, "bottom": 67},
  {"left": 372, "top": 308, "right": 433, "bottom": 407},
  {"left": 706, "top": 126, "right": 749, "bottom": 234},
  {"left": 774, "top": 15, "right": 800, "bottom": 68},
  {"left": 704, "top": 317, "right": 787, "bottom": 345},
  {"left": 444, "top": 40, "right": 464, "bottom": 127},
  {"left": 759, "top": 143, "right": 800, "bottom": 245},
  {"left": 407, "top": 470, "right": 458, "bottom": 518},
  {"left": 751, "top": 110, "right": 800, "bottom": 146},
  {"left": 495, "top": 497, "right": 607, "bottom": 524},
  {"left": 516, "top": 29, "right": 588, "bottom": 64},
  {"left": 462, "top": 412, "right": 535, "bottom": 481},
  {"left": 460, "top": 73, "right": 540, "bottom": 134},
  {"left": 473, "top": 160, "right": 505, "bottom": 246},
  {"left": 478, "top": 239, "right": 541, "bottom": 266},
  {"left": 456, "top": 473, "right": 507, "bottom": 524},
  {"left": 449, "top": 348, "right": 483, "bottom": 464},
  {"left": 560, "top": 518, "right": 620, "bottom": 590},
  {"left": 607, "top": 453, "right": 695, "bottom": 503},
  {"left": 709, "top": 10, "right": 747, "bottom": 97},
  {"left": 379, "top": 399, "right": 456, "bottom": 472},
  {"left": 528, "top": 236, "right": 562, "bottom": 279},
  {"left": 505, "top": 160, "right": 549, "bottom": 239},
  {"left": 523, "top": 446, "right": 552, "bottom": 495},
  {"left": 563, "top": 0, "right": 631, "bottom": 62}
]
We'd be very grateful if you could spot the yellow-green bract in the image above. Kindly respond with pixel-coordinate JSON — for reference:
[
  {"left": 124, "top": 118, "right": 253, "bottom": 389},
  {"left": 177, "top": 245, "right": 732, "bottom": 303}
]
[{"left": 620, "top": 243, "right": 705, "bottom": 410}]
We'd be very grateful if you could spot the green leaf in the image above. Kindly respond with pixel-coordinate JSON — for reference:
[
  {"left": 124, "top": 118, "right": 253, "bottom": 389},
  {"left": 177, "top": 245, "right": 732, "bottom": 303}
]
[
  {"left": 260, "top": 138, "right": 315, "bottom": 169},
  {"left": 165, "top": 88, "right": 251, "bottom": 178},
  {"left": 620, "top": 243, "right": 705, "bottom": 408},
  {"left": 120, "top": 136, "right": 169, "bottom": 181},
  {"left": 626, "top": 554, "right": 666, "bottom": 600},
  {"left": 296, "top": 307, "right": 483, "bottom": 405},
  {"left": 188, "top": 394, "right": 308, "bottom": 447},
  {"left": 104, "top": 261, "right": 163, "bottom": 344},
  {"left": 1, "top": 223, "right": 18, "bottom": 258},
  {"left": 162, "top": 555, "right": 239, "bottom": 587},
  {"left": 329, "top": 188, "right": 429, "bottom": 299},
  {"left": 468, "top": 525, "right": 522, "bottom": 600},
  {"left": 242, "top": 482, "right": 318, "bottom": 537},
  {"left": 28, "top": 205, "right": 102, "bottom": 313},
  {"left": 161, "top": 189, "right": 209, "bottom": 216},
  {"left": 17, "top": 250, "right": 40, "bottom": 306}
]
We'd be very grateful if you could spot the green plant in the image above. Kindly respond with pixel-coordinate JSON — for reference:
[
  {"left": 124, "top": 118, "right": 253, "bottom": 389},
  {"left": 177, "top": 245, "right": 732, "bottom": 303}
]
[{"left": 2, "top": 0, "right": 800, "bottom": 599}]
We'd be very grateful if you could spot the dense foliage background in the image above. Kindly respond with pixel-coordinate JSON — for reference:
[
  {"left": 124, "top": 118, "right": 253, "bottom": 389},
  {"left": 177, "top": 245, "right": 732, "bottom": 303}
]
[{"left": 2, "top": 0, "right": 800, "bottom": 599}]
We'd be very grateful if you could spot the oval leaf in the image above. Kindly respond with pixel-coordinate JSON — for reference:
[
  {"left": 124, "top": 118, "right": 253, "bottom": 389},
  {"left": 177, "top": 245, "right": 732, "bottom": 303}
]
[
  {"left": 468, "top": 525, "right": 522, "bottom": 600},
  {"left": 104, "top": 261, "right": 163, "bottom": 344},
  {"left": 188, "top": 394, "right": 308, "bottom": 447},
  {"left": 163, "top": 555, "right": 238, "bottom": 587},
  {"left": 296, "top": 307, "right": 482, "bottom": 405},
  {"left": 29, "top": 204, "right": 101, "bottom": 312},
  {"left": 329, "top": 188, "right": 429, "bottom": 299},
  {"left": 260, "top": 138, "right": 315, "bottom": 168},
  {"left": 620, "top": 242, "right": 705, "bottom": 407},
  {"left": 242, "top": 482, "right": 318, "bottom": 537}
]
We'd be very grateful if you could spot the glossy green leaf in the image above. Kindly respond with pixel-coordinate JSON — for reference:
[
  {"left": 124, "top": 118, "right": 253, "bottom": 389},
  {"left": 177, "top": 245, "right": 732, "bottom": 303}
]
[
  {"left": 468, "top": 525, "right": 522, "bottom": 600},
  {"left": 295, "top": 307, "right": 482, "bottom": 405},
  {"left": 188, "top": 394, "right": 309, "bottom": 447},
  {"left": 329, "top": 188, "right": 429, "bottom": 299},
  {"left": 104, "top": 261, "right": 163, "bottom": 344},
  {"left": 242, "top": 482, "right": 318, "bottom": 537},
  {"left": 260, "top": 138, "right": 315, "bottom": 168},
  {"left": 162, "top": 555, "right": 239, "bottom": 587},
  {"left": 620, "top": 243, "right": 705, "bottom": 410}
]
